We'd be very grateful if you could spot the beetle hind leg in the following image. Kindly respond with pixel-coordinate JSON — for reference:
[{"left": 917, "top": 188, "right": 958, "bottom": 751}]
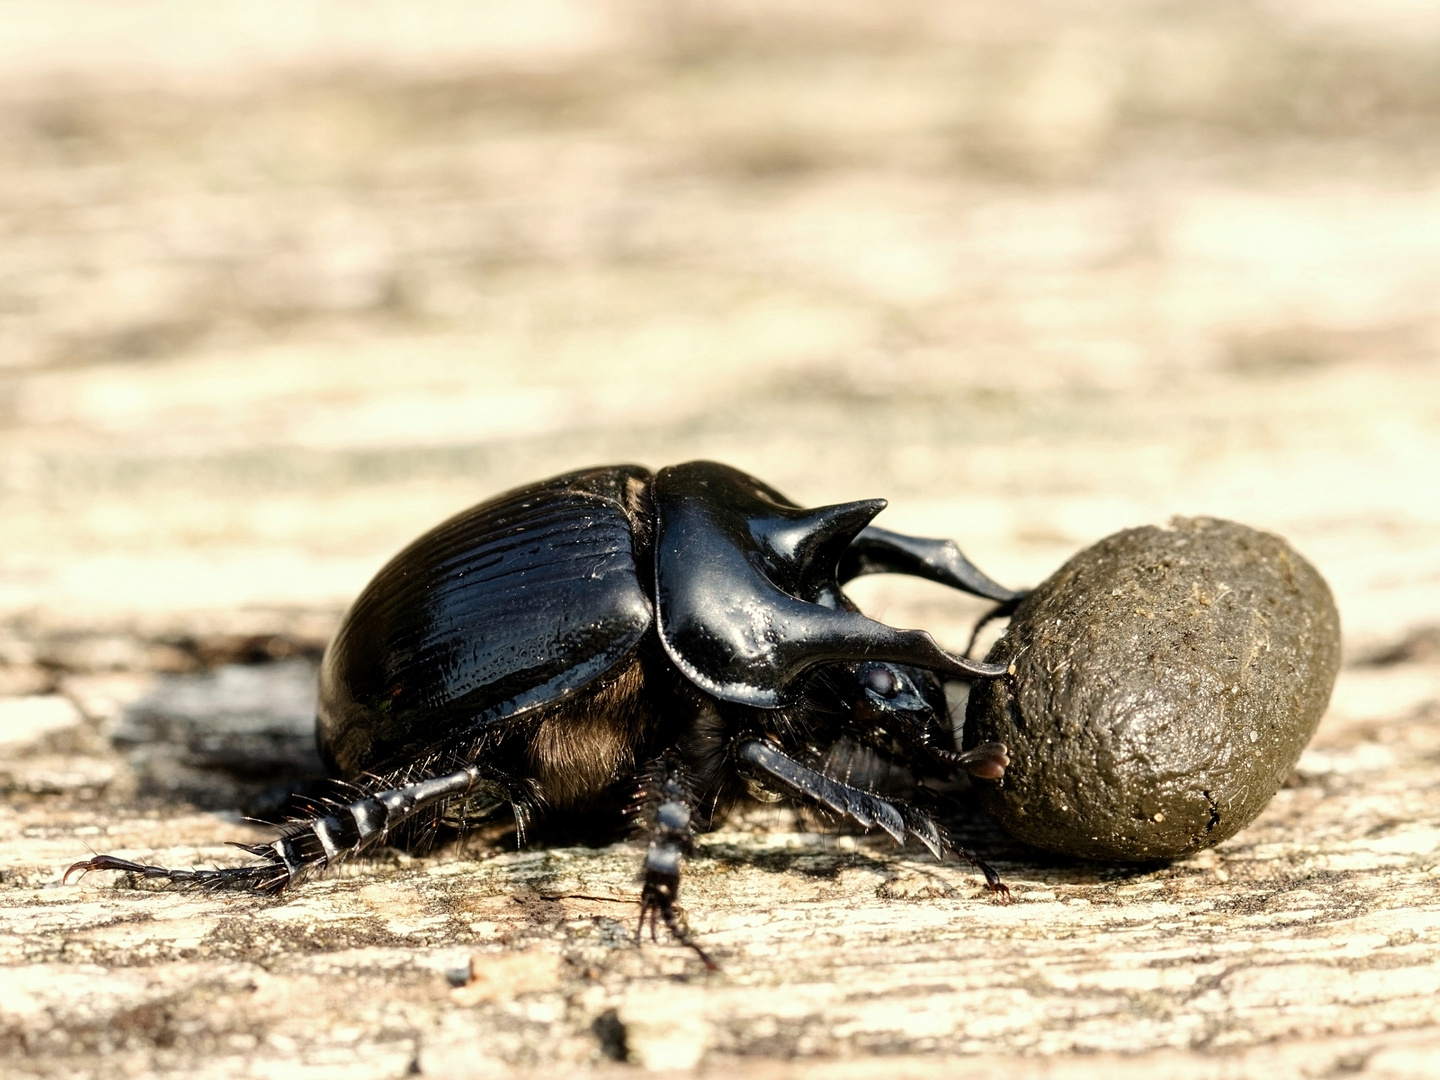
[
  {"left": 65, "top": 762, "right": 526, "bottom": 893},
  {"left": 633, "top": 750, "right": 717, "bottom": 971}
]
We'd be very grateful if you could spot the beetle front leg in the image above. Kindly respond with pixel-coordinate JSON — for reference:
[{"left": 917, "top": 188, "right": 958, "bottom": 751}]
[
  {"left": 634, "top": 750, "right": 717, "bottom": 970},
  {"left": 735, "top": 739, "right": 1009, "bottom": 898}
]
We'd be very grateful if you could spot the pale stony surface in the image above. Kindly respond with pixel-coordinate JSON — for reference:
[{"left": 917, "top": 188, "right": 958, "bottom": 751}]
[{"left": 2, "top": 1, "right": 1439, "bottom": 1078}]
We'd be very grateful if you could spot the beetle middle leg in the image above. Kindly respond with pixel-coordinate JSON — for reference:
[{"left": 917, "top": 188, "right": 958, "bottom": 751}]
[
  {"left": 633, "top": 749, "right": 717, "bottom": 970},
  {"left": 735, "top": 739, "right": 1009, "bottom": 897}
]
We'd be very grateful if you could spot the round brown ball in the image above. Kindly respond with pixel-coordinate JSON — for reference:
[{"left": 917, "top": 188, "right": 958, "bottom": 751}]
[{"left": 964, "top": 517, "right": 1340, "bottom": 861}]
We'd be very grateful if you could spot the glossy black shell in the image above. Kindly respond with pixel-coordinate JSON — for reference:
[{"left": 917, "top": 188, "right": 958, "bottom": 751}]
[
  {"left": 317, "top": 465, "right": 654, "bottom": 777},
  {"left": 318, "top": 460, "right": 1014, "bottom": 781}
]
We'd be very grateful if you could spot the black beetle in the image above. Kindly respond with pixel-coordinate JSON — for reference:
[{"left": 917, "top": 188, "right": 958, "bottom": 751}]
[{"left": 69, "top": 461, "right": 1021, "bottom": 966}]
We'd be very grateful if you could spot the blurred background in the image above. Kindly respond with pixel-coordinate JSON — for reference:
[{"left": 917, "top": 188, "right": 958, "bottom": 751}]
[
  {"left": 3, "top": 7, "right": 1440, "bottom": 1072},
  {"left": 1, "top": 0, "right": 1438, "bottom": 662}
]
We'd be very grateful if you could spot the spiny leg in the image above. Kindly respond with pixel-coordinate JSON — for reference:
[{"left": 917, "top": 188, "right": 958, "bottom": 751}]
[
  {"left": 633, "top": 750, "right": 717, "bottom": 971},
  {"left": 65, "top": 763, "right": 524, "bottom": 893},
  {"left": 737, "top": 739, "right": 908, "bottom": 845},
  {"left": 735, "top": 739, "right": 1008, "bottom": 897}
]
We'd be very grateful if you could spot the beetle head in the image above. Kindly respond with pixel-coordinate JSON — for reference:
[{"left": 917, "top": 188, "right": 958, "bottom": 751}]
[
  {"left": 652, "top": 462, "right": 1009, "bottom": 708},
  {"left": 848, "top": 660, "right": 1009, "bottom": 780}
]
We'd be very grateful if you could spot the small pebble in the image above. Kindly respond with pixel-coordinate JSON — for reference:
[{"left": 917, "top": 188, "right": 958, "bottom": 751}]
[{"left": 965, "top": 516, "right": 1341, "bottom": 861}]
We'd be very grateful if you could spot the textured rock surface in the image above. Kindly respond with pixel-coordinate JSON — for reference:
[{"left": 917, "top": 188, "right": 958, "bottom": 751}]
[
  {"left": 3, "top": 2, "right": 1440, "bottom": 1078},
  {"left": 965, "top": 517, "right": 1342, "bottom": 860}
]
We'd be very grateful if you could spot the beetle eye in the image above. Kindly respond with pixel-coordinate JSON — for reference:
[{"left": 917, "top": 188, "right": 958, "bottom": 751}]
[{"left": 863, "top": 665, "right": 899, "bottom": 699}]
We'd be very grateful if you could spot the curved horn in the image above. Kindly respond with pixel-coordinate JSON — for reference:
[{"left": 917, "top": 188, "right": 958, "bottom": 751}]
[
  {"left": 839, "top": 526, "right": 1024, "bottom": 602},
  {"left": 750, "top": 498, "right": 886, "bottom": 597}
]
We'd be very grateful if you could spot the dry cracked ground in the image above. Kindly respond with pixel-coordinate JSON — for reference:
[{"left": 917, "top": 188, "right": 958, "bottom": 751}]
[{"left": 1, "top": 1, "right": 1439, "bottom": 1077}]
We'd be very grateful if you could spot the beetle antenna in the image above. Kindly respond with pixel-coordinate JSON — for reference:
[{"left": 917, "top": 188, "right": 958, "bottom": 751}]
[{"left": 930, "top": 742, "right": 1010, "bottom": 780}]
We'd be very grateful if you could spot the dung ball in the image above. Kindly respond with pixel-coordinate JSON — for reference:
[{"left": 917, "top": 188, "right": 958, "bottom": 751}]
[{"left": 964, "top": 516, "right": 1340, "bottom": 861}]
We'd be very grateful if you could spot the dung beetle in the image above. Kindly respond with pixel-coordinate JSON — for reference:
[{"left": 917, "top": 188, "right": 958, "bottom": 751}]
[{"left": 69, "top": 461, "right": 1022, "bottom": 966}]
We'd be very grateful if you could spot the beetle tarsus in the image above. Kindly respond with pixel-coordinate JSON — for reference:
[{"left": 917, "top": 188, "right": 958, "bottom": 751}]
[
  {"left": 931, "top": 741, "right": 1010, "bottom": 780},
  {"left": 64, "top": 852, "right": 290, "bottom": 892},
  {"left": 935, "top": 827, "right": 1010, "bottom": 901}
]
